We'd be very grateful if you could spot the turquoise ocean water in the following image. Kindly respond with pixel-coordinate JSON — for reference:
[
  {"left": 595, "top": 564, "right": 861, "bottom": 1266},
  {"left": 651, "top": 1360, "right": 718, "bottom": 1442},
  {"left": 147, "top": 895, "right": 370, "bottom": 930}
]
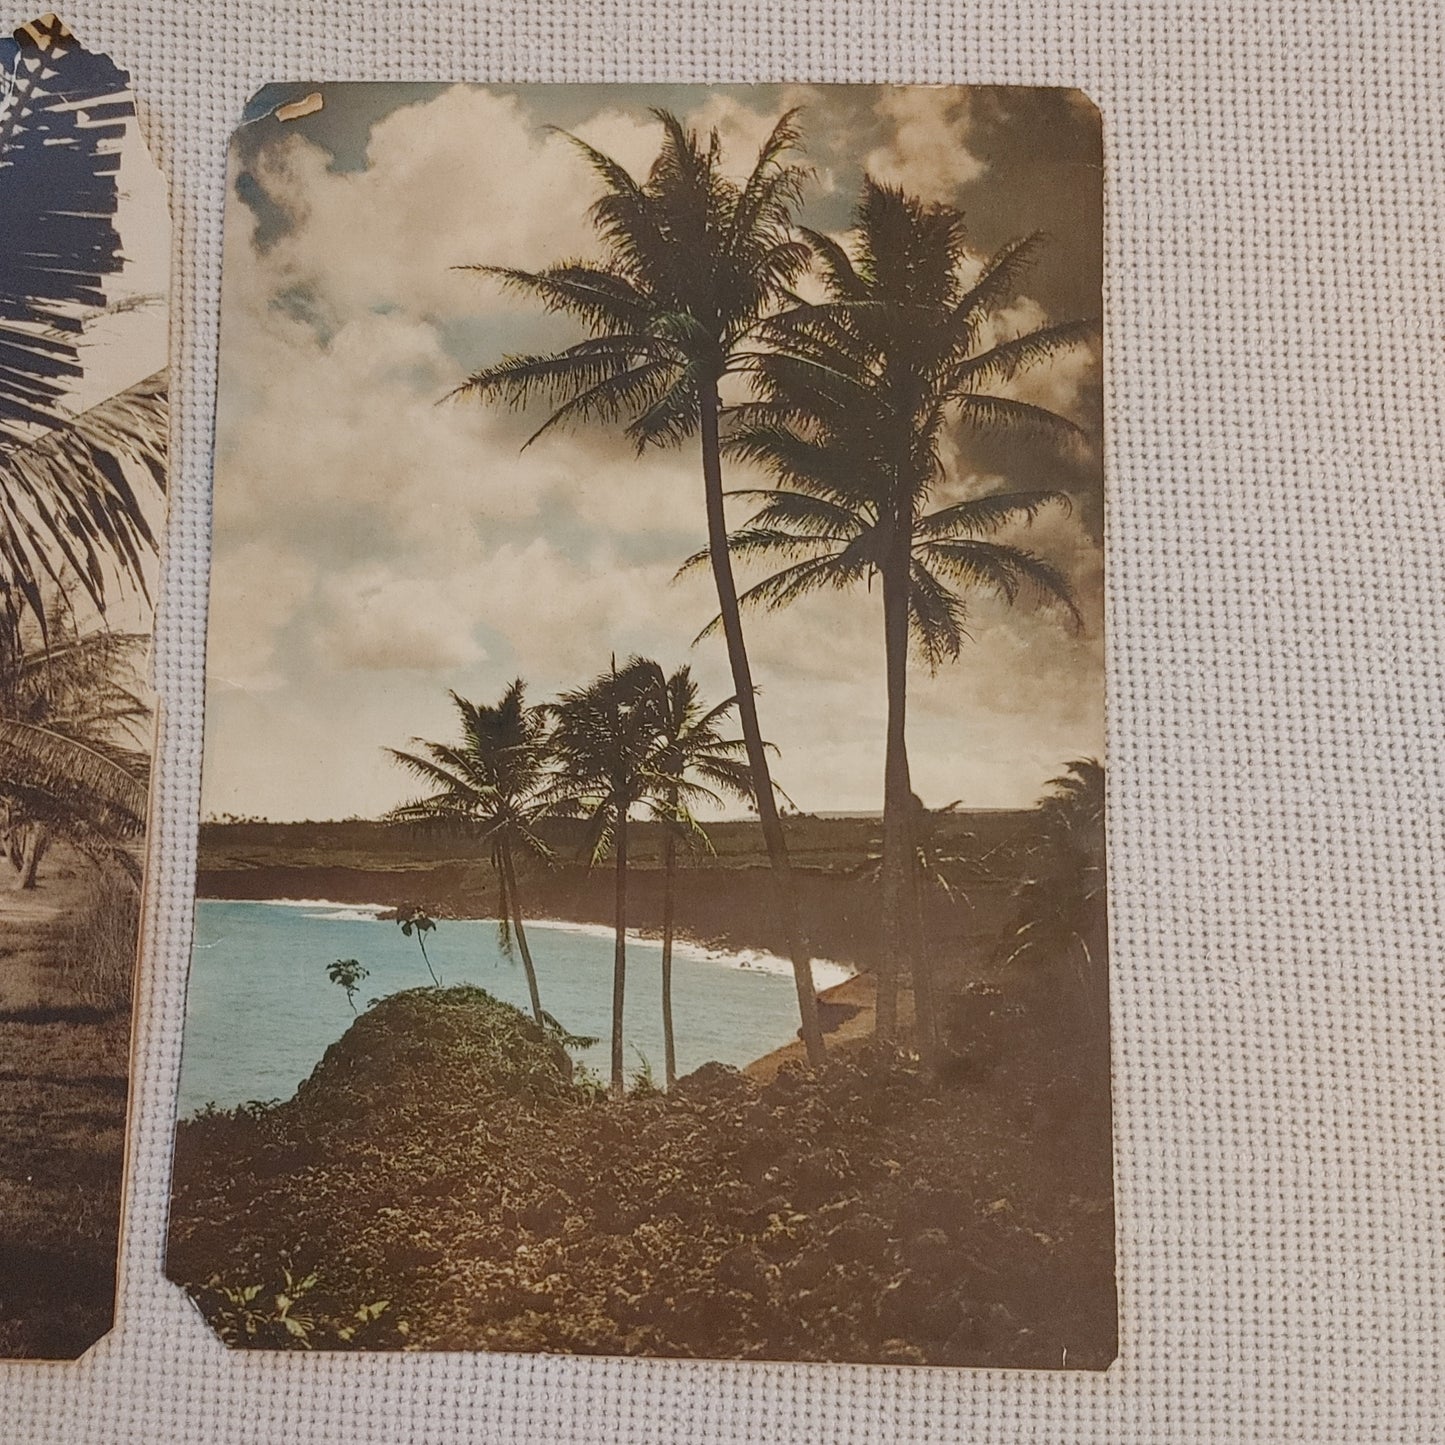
[{"left": 177, "top": 899, "right": 851, "bottom": 1117}]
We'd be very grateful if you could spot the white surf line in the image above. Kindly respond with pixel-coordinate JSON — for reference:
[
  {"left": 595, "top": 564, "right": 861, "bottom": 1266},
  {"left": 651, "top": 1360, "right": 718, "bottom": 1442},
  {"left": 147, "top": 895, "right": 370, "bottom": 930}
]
[{"left": 525, "top": 917, "right": 856, "bottom": 991}]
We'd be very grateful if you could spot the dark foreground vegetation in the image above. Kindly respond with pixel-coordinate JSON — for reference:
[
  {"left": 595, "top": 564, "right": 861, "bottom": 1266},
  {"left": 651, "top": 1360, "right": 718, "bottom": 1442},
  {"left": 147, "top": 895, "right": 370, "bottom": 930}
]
[
  {"left": 169, "top": 972, "right": 1115, "bottom": 1366},
  {"left": 0, "top": 846, "right": 136, "bottom": 1357}
]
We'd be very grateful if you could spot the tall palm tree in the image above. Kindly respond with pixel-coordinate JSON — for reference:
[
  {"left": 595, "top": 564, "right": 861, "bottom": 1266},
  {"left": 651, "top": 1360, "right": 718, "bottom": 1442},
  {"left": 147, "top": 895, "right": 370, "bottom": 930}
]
[
  {"left": 639, "top": 663, "right": 754, "bottom": 1086},
  {"left": 717, "top": 178, "right": 1094, "bottom": 1048},
  {"left": 0, "top": 593, "right": 152, "bottom": 888},
  {"left": 547, "top": 657, "right": 665, "bottom": 1096},
  {"left": 389, "top": 682, "right": 556, "bottom": 1024},
  {"left": 0, "top": 20, "right": 167, "bottom": 634},
  {"left": 452, "top": 110, "right": 827, "bottom": 1063}
]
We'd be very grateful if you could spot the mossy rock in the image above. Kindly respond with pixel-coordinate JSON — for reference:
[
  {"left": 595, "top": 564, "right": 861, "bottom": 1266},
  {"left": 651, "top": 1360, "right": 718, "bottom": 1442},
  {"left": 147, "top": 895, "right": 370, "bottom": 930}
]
[{"left": 288, "top": 985, "right": 576, "bottom": 1127}]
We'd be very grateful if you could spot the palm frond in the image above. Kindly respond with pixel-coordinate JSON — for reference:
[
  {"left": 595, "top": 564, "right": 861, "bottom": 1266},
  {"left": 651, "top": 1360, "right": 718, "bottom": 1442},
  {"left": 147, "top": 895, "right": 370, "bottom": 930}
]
[
  {"left": 919, "top": 539, "right": 1082, "bottom": 627},
  {"left": 457, "top": 261, "right": 652, "bottom": 333},
  {"left": 954, "top": 392, "right": 1089, "bottom": 446},
  {"left": 0, "top": 370, "right": 166, "bottom": 632},
  {"left": 0, "top": 24, "right": 135, "bottom": 441},
  {"left": 0, "top": 718, "right": 148, "bottom": 833},
  {"left": 948, "top": 318, "right": 1099, "bottom": 390},
  {"left": 916, "top": 489, "right": 1071, "bottom": 539},
  {"left": 946, "top": 233, "right": 1044, "bottom": 346}
]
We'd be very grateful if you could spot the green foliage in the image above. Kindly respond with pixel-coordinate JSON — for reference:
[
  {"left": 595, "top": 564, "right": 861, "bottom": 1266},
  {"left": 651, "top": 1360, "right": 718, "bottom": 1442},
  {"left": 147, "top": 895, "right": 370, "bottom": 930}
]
[
  {"left": 325, "top": 957, "right": 369, "bottom": 1014},
  {"left": 629, "top": 1046, "right": 659, "bottom": 1096},
  {"left": 541, "top": 1011, "right": 600, "bottom": 1052},
  {"left": 287, "top": 985, "right": 578, "bottom": 1127},
  {"left": 394, "top": 905, "right": 441, "bottom": 985},
  {"left": 197, "top": 1266, "right": 398, "bottom": 1349}
]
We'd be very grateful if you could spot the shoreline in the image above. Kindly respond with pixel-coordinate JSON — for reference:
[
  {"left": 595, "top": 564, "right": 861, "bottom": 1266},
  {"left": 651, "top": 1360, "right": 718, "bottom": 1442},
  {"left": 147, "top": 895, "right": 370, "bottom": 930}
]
[
  {"left": 199, "top": 895, "right": 856, "bottom": 993},
  {"left": 194, "top": 892, "right": 875, "bottom": 1079}
]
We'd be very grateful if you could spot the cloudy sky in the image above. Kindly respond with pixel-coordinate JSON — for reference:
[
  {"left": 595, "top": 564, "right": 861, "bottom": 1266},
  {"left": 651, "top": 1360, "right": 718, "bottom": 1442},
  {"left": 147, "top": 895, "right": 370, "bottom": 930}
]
[{"left": 202, "top": 83, "right": 1103, "bottom": 822}]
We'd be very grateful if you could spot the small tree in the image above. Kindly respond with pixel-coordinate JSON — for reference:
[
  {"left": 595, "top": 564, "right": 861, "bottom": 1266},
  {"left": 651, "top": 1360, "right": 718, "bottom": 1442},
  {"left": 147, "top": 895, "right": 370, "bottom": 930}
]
[
  {"left": 394, "top": 906, "right": 440, "bottom": 985},
  {"left": 326, "top": 958, "right": 369, "bottom": 1014}
]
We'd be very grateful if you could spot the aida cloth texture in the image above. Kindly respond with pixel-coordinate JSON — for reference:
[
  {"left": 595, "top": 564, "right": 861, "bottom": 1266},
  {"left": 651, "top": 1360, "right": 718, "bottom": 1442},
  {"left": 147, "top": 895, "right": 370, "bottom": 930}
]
[{"left": 3, "top": 2, "right": 1442, "bottom": 1440}]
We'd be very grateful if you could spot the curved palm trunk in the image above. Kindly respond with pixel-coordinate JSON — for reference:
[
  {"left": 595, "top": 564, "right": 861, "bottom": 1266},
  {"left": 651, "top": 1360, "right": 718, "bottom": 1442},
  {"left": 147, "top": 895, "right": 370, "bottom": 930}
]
[
  {"left": 501, "top": 844, "right": 545, "bottom": 1026},
  {"left": 661, "top": 822, "right": 678, "bottom": 1087},
  {"left": 699, "top": 380, "right": 825, "bottom": 1065},
  {"left": 611, "top": 805, "right": 628, "bottom": 1097}
]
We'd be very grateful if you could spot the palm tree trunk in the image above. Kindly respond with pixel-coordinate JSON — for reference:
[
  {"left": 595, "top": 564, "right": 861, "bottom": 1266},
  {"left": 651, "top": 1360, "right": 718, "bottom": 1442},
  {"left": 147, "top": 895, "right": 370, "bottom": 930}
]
[
  {"left": 908, "top": 826, "right": 938, "bottom": 1060},
  {"left": 878, "top": 558, "right": 915, "bottom": 1042},
  {"left": 699, "top": 378, "right": 825, "bottom": 1065},
  {"left": 17, "top": 823, "right": 48, "bottom": 891},
  {"left": 662, "top": 822, "right": 678, "bottom": 1087},
  {"left": 501, "top": 845, "right": 545, "bottom": 1026},
  {"left": 611, "top": 805, "right": 628, "bottom": 1097}
]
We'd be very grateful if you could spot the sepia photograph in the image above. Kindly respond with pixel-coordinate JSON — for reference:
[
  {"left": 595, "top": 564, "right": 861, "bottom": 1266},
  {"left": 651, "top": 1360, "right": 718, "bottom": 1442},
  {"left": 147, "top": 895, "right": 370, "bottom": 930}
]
[
  {"left": 0, "top": 14, "right": 168, "bottom": 1358},
  {"left": 167, "top": 81, "right": 1111, "bottom": 1367}
]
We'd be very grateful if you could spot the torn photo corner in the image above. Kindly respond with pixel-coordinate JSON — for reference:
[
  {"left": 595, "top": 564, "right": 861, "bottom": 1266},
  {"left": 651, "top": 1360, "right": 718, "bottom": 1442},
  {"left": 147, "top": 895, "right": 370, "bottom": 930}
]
[
  {"left": 170, "top": 82, "right": 1111, "bottom": 1367},
  {"left": 0, "top": 14, "right": 169, "bottom": 1359}
]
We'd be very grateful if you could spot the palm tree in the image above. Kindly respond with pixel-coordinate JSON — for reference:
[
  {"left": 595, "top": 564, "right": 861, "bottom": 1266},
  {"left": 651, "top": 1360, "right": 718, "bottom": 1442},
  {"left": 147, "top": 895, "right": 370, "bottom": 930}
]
[
  {"left": 0, "top": 593, "right": 152, "bottom": 889},
  {"left": 1, "top": 21, "right": 167, "bottom": 634},
  {"left": 638, "top": 663, "right": 754, "bottom": 1085},
  {"left": 547, "top": 657, "right": 665, "bottom": 1096},
  {"left": 389, "top": 682, "right": 556, "bottom": 1024},
  {"left": 452, "top": 109, "right": 828, "bottom": 1063},
  {"left": 716, "top": 178, "right": 1094, "bottom": 1049},
  {"left": 999, "top": 759, "right": 1106, "bottom": 1022}
]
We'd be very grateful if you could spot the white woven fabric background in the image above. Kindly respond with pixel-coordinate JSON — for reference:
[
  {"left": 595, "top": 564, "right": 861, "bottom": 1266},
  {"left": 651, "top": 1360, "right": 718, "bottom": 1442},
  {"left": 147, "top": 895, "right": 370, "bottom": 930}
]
[{"left": 4, "top": 1, "right": 1442, "bottom": 1440}]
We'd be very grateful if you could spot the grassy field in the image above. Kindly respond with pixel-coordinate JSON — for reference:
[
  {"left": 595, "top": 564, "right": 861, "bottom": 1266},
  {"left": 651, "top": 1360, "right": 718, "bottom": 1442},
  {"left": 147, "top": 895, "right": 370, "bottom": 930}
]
[{"left": 0, "top": 844, "right": 134, "bottom": 1358}]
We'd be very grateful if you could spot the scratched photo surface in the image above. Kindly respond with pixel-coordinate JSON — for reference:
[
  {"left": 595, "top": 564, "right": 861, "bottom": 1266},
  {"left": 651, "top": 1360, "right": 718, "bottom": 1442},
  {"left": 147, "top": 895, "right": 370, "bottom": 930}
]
[
  {"left": 0, "top": 14, "right": 168, "bottom": 1359},
  {"left": 169, "top": 82, "right": 1112, "bottom": 1366}
]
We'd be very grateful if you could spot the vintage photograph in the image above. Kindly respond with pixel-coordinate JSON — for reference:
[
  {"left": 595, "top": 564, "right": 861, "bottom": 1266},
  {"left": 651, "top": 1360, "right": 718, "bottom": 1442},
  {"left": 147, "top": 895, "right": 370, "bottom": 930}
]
[
  {"left": 168, "top": 82, "right": 1111, "bottom": 1366},
  {"left": 0, "top": 15, "right": 168, "bottom": 1357}
]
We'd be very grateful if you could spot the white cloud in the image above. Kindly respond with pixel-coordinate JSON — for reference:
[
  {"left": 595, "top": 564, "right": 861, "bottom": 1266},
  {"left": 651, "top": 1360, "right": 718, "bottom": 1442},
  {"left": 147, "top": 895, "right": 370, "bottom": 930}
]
[
  {"left": 864, "top": 88, "right": 985, "bottom": 200},
  {"left": 207, "top": 540, "right": 315, "bottom": 691}
]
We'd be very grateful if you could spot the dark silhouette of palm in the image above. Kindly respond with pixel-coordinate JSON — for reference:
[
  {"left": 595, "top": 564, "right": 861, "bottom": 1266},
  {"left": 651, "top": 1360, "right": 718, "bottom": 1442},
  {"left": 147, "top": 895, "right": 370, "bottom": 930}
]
[
  {"left": 716, "top": 178, "right": 1093, "bottom": 1047},
  {"left": 546, "top": 657, "right": 667, "bottom": 1096},
  {"left": 0, "top": 23, "right": 166, "bottom": 633},
  {"left": 638, "top": 662, "right": 753, "bottom": 1085},
  {"left": 452, "top": 109, "right": 827, "bottom": 1063},
  {"left": 389, "top": 682, "right": 556, "bottom": 1023},
  {"left": 1000, "top": 759, "right": 1106, "bottom": 1018}
]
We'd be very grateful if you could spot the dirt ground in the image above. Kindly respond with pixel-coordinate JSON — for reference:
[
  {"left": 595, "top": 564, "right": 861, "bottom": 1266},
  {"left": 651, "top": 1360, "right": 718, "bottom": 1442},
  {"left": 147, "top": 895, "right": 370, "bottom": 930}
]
[{"left": 0, "top": 845, "right": 131, "bottom": 1359}]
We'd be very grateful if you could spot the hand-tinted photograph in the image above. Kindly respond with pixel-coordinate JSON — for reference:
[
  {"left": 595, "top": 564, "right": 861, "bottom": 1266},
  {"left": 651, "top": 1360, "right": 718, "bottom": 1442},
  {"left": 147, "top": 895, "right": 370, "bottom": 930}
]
[
  {"left": 168, "top": 81, "right": 1112, "bottom": 1367},
  {"left": 0, "top": 14, "right": 168, "bottom": 1358}
]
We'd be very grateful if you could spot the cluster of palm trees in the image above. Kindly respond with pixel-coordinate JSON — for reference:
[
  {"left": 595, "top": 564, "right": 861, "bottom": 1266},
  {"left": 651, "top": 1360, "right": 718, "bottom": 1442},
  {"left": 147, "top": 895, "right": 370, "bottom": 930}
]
[
  {"left": 448, "top": 107, "right": 1096, "bottom": 1059},
  {"left": 390, "top": 659, "right": 755, "bottom": 1094},
  {"left": 0, "top": 24, "right": 166, "bottom": 889}
]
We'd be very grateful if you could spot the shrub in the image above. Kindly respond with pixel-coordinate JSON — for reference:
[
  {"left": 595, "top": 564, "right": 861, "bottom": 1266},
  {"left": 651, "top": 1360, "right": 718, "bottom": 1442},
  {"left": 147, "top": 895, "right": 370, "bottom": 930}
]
[{"left": 60, "top": 865, "right": 138, "bottom": 1012}]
